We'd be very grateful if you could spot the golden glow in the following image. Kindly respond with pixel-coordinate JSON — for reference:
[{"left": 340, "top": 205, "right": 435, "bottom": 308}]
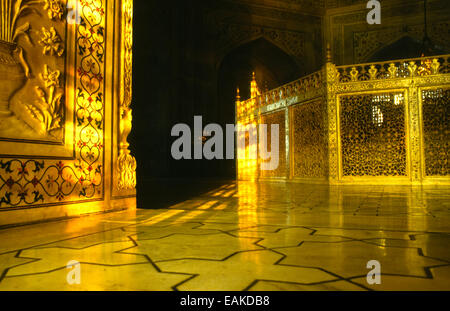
[
  {"left": 237, "top": 120, "right": 258, "bottom": 181},
  {"left": 144, "top": 209, "right": 184, "bottom": 225},
  {"left": 222, "top": 189, "right": 235, "bottom": 198},
  {"left": 213, "top": 203, "right": 229, "bottom": 210},
  {"left": 237, "top": 182, "right": 258, "bottom": 223},
  {"left": 211, "top": 187, "right": 229, "bottom": 197},
  {"left": 197, "top": 200, "right": 219, "bottom": 210},
  {"left": 236, "top": 75, "right": 259, "bottom": 181},
  {"left": 171, "top": 210, "right": 206, "bottom": 223},
  {"left": 250, "top": 72, "right": 261, "bottom": 99}
]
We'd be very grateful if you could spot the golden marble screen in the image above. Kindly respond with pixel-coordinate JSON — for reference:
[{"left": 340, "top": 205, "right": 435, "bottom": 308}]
[
  {"left": 260, "top": 111, "right": 286, "bottom": 179},
  {"left": 291, "top": 100, "right": 327, "bottom": 179},
  {"left": 422, "top": 88, "right": 449, "bottom": 177},
  {"left": 339, "top": 93, "right": 407, "bottom": 177}
]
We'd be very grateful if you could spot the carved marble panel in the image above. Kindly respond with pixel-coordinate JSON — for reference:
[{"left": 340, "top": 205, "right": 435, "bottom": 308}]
[
  {"left": 0, "top": 0, "right": 109, "bottom": 210},
  {"left": 422, "top": 88, "right": 449, "bottom": 177},
  {"left": 260, "top": 110, "right": 287, "bottom": 179},
  {"left": 0, "top": 0, "right": 68, "bottom": 142},
  {"left": 339, "top": 92, "right": 407, "bottom": 177},
  {"left": 292, "top": 100, "right": 328, "bottom": 179}
]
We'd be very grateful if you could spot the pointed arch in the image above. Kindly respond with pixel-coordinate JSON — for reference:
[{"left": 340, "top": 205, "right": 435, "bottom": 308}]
[
  {"left": 215, "top": 33, "right": 305, "bottom": 72},
  {"left": 365, "top": 35, "right": 448, "bottom": 63},
  {"left": 215, "top": 37, "right": 301, "bottom": 177}
]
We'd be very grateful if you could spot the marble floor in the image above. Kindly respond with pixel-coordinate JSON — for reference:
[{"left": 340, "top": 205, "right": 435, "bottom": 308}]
[{"left": 0, "top": 181, "right": 449, "bottom": 291}]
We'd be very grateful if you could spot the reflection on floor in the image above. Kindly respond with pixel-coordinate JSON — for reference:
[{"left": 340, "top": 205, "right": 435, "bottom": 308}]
[{"left": 0, "top": 181, "right": 449, "bottom": 291}]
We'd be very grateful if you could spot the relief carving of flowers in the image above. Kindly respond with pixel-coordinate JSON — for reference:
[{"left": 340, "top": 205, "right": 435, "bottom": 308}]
[
  {"left": 39, "top": 27, "right": 64, "bottom": 56},
  {"left": 40, "top": 65, "right": 60, "bottom": 88},
  {"left": 26, "top": 65, "right": 64, "bottom": 134},
  {"left": 43, "top": 0, "right": 64, "bottom": 20}
]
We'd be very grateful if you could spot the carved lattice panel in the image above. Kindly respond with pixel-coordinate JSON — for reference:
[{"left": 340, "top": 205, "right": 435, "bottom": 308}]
[
  {"left": 422, "top": 88, "right": 450, "bottom": 176},
  {"left": 260, "top": 111, "right": 286, "bottom": 178},
  {"left": 292, "top": 100, "right": 327, "bottom": 178},
  {"left": 340, "top": 93, "right": 407, "bottom": 177}
]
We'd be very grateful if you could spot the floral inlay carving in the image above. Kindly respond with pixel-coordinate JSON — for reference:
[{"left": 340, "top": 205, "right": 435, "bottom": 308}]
[
  {"left": 1, "top": 0, "right": 67, "bottom": 127},
  {"left": 43, "top": 0, "right": 64, "bottom": 20},
  {"left": 40, "top": 64, "right": 60, "bottom": 88},
  {"left": 0, "top": 0, "right": 41, "bottom": 115},
  {"left": 39, "top": 26, "right": 64, "bottom": 56},
  {"left": 24, "top": 65, "right": 64, "bottom": 134}
]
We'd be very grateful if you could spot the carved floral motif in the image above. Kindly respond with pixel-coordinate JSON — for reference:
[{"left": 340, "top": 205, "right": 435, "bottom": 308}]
[
  {"left": 39, "top": 26, "right": 64, "bottom": 56},
  {"left": 23, "top": 65, "right": 64, "bottom": 134},
  {"left": 0, "top": 0, "right": 40, "bottom": 114},
  {"left": 43, "top": 0, "right": 64, "bottom": 20}
]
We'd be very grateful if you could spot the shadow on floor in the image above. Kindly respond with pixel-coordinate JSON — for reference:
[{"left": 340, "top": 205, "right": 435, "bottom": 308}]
[{"left": 136, "top": 178, "right": 234, "bottom": 209}]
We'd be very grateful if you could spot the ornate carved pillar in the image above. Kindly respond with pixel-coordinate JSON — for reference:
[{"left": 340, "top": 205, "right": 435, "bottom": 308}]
[
  {"left": 285, "top": 106, "right": 290, "bottom": 180},
  {"left": 324, "top": 44, "right": 339, "bottom": 183},
  {"left": 117, "top": 0, "right": 136, "bottom": 190},
  {"left": 408, "top": 80, "right": 422, "bottom": 183}
]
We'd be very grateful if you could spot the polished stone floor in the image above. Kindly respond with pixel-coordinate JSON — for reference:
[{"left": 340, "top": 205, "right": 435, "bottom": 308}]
[{"left": 0, "top": 181, "right": 449, "bottom": 291}]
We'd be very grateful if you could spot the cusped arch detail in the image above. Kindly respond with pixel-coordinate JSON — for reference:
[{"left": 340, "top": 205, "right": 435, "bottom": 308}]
[
  {"left": 215, "top": 30, "right": 305, "bottom": 71},
  {"left": 363, "top": 35, "right": 448, "bottom": 63}
]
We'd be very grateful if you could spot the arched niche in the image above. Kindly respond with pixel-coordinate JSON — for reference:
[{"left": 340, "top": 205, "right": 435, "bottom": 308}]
[
  {"left": 367, "top": 36, "right": 448, "bottom": 63},
  {"left": 216, "top": 37, "right": 301, "bottom": 177}
]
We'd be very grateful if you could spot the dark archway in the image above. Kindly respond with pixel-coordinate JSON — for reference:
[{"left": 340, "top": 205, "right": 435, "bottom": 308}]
[
  {"left": 367, "top": 36, "right": 448, "bottom": 62},
  {"left": 216, "top": 38, "right": 301, "bottom": 177}
]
